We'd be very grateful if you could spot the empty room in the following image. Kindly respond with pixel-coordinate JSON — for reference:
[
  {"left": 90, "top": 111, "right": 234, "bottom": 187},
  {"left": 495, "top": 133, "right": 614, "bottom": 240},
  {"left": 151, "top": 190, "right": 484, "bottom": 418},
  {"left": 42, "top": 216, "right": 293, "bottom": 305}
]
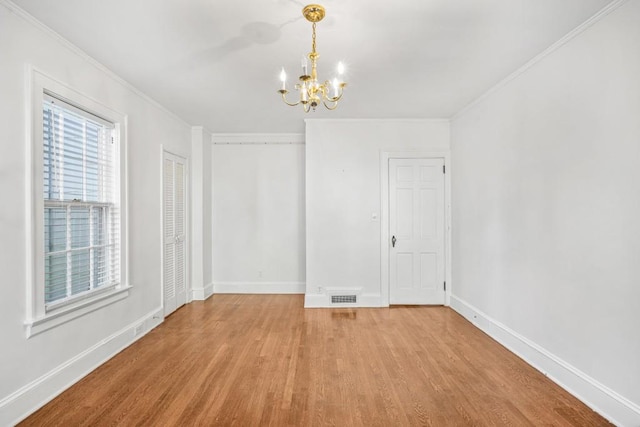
[{"left": 1, "top": 0, "right": 639, "bottom": 425}]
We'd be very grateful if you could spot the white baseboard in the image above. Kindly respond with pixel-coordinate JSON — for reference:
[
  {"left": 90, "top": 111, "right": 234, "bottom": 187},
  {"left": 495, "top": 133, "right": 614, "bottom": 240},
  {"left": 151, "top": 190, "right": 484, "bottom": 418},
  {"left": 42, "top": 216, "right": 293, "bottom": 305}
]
[
  {"left": 304, "top": 293, "right": 382, "bottom": 308},
  {"left": 213, "top": 282, "right": 305, "bottom": 294},
  {"left": 0, "top": 307, "right": 164, "bottom": 426},
  {"left": 191, "top": 282, "right": 214, "bottom": 300},
  {"left": 450, "top": 295, "right": 640, "bottom": 427}
]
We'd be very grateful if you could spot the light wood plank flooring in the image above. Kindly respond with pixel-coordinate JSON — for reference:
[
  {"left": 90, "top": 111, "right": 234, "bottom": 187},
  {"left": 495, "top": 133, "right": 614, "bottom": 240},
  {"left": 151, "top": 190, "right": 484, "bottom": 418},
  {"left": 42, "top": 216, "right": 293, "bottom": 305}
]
[{"left": 21, "top": 295, "right": 610, "bottom": 426}]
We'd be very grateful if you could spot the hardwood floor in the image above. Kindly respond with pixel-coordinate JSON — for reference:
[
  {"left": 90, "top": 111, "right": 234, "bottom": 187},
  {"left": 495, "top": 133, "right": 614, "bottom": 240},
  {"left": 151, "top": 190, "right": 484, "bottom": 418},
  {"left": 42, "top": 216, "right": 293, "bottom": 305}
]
[{"left": 21, "top": 295, "right": 610, "bottom": 426}]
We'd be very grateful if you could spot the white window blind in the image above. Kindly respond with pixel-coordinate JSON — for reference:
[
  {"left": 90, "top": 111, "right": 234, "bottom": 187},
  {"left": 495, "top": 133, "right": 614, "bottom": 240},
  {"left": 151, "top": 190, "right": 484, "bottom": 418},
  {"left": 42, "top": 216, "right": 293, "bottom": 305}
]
[{"left": 42, "top": 93, "right": 120, "bottom": 308}]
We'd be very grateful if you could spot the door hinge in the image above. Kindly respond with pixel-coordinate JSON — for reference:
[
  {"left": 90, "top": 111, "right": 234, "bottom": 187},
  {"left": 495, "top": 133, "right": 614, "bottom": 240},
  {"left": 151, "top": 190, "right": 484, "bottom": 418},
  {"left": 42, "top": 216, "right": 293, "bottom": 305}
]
[
  {"left": 443, "top": 165, "right": 446, "bottom": 174},
  {"left": 444, "top": 281, "right": 446, "bottom": 291}
]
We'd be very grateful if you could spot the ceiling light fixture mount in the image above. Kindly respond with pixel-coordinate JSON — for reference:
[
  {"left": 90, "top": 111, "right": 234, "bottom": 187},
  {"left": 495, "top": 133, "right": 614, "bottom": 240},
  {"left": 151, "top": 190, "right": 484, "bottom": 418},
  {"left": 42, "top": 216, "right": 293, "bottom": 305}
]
[
  {"left": 302, "top": 4, "right": 325, "bottom": 22},
  {"left": 278, "top": 4, "right": 347, "bottom": 112}
]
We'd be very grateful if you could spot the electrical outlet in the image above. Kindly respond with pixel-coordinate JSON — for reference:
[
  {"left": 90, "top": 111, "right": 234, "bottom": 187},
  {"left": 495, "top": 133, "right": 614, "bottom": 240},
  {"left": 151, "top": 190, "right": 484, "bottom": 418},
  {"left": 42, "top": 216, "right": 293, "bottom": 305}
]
[{"left": 318, "top": 286, "right": 323, "bottom": 293}]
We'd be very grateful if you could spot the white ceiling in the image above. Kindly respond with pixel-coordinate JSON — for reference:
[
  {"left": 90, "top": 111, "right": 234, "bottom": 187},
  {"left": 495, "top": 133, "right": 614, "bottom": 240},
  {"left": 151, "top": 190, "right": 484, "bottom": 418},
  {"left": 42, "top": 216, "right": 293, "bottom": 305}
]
[{"left": 13, "top": 0, "right": 613, "bottom": 133}]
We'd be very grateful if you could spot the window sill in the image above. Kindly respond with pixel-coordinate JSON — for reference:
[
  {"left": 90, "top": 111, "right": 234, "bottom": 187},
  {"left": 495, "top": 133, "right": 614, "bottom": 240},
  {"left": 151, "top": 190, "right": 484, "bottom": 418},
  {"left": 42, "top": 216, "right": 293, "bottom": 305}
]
[{"left": 25, "top": 285, "right": 131, "bottom": 338}]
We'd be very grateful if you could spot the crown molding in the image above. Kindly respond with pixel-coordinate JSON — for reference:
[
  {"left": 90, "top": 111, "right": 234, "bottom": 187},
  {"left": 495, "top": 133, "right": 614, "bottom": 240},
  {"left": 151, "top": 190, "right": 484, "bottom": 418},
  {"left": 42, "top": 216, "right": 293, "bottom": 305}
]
[
  {"left": 191, "top": 126, "right": 214, "bottom": 136},
  {"left": 212, "top": 133, "right": 305, "bottom": 144},
  {"left": 304, "top": 118, "right": 449, "bottom": 124},
  {"left": 452, "top": 0, "right": 630, "bottom": 121},
  {"left": 0, "top": 0, "right": 192, "bottom": 129}
]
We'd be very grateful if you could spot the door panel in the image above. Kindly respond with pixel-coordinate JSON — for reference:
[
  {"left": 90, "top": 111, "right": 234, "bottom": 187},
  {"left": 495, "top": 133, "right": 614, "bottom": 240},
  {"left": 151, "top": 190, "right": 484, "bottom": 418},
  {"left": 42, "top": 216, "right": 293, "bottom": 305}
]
[
  {"left": 420, "top": 252, "right": 437, "bottom": 290},
  {"left": 163, "top": 158, "right": 176, "bottom": 316},
  {"left": 163, "top": 153, "right": 187, "bottom": 317},
  {"left": 174, "top": 161, "right": 186, "bottom": 307},
  {"left": 396, "top": 189, "right": 413, "bottom": 239},
  {"left": 389, "top": 158, "right": 445, "bottom": 305},
  {"left": 420, "top": 189, "right": 437, "bottom": 238},
  {"left": 396, "top": 253, "right": 414, "bottom": 289}
]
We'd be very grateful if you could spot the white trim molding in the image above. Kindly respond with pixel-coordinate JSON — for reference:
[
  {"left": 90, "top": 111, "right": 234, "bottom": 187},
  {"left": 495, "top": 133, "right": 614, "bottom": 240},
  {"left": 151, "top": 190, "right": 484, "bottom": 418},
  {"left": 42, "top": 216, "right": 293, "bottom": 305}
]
[
  {"left": 25, "top": 286, "right": 131, "bottom": 337},
  {"left": 213, "top": 282, "right": 305, "bottom": 294},
  {"left": 212, "top": 133, "right": 305, "bottom": 145},
  {"left": 304, "top": 118, "right": 450, "bottom": 124},
  {"left": 1, "top": 308, "right": 164, "bottom": 426},
  {"left": 450, "top": 295, "right": 640, "bottom": 427},
  {"left": 192, "top": 283, "right": 214, "bottom": 301}
]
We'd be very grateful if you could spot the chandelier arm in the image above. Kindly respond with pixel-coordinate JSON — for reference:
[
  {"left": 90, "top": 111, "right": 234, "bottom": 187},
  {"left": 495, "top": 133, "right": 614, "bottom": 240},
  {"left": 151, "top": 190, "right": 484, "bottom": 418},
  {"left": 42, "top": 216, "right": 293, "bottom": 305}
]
[
  {"left": 323, "top": 92, "right": 343, "bottom": 103},
  {"left": 280, "top": 91, "right": 302, "bottom": 106},
  {"left": 320, "top": 81, "right": 345, "bottom": 103},
  {"left": 322, "top": 99, "right": 339, "bottom": 110}
]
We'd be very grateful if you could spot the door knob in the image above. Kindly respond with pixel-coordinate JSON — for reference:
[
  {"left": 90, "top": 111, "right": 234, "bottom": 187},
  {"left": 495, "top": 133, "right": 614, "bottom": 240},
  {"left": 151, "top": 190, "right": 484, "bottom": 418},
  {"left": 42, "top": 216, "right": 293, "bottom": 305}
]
[{"left": 392, "top": 235, "right": 396, "bottom": 247}]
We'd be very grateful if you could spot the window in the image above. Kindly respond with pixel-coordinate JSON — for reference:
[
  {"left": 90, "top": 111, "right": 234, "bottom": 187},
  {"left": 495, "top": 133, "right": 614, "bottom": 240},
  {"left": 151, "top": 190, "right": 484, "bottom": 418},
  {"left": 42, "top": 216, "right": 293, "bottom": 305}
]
[
  {"left": 27, "top": 70, "right": 128, "bottom": 337},
  {"left": 42, "top": 94, "right": 119, "bottom": 307}
]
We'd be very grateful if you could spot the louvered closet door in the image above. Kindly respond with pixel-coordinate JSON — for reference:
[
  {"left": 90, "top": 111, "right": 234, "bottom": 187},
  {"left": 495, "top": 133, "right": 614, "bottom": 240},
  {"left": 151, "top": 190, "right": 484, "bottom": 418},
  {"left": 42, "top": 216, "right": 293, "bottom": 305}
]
[{"left": 163, "top": 153, "right": 187, "bottom": 317}]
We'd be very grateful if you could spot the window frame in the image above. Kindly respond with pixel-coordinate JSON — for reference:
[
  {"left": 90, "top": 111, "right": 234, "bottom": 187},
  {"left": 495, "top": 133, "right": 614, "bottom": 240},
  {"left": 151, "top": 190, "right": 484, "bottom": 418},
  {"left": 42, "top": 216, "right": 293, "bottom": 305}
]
[
  {"left": 42, "top": 93, "right": 118, "bottom": 308},
  {"left": 26, "top": 68, "right": 129, "bottom": 338}
]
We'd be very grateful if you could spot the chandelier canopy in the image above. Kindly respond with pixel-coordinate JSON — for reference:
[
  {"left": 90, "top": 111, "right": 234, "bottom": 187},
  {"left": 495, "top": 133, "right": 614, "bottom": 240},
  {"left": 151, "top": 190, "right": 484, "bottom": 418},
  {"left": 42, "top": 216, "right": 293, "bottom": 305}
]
[{"left": 278, "top": 4, "right": 347, "bottom": 112}]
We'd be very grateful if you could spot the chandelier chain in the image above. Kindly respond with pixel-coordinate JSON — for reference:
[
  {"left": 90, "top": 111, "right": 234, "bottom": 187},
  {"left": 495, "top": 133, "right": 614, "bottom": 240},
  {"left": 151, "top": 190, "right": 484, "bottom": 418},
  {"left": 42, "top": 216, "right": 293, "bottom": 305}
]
[{"left": 312, "top": 22, "right": 317, "bottom": 54}]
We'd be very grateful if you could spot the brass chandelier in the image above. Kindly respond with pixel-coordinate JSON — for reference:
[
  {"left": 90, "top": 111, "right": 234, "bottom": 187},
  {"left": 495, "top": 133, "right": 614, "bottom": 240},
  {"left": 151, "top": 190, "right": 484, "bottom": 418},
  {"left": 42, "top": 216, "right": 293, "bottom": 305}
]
[{"left": 278, "top": 4, "right": 347, "bottom": 112}]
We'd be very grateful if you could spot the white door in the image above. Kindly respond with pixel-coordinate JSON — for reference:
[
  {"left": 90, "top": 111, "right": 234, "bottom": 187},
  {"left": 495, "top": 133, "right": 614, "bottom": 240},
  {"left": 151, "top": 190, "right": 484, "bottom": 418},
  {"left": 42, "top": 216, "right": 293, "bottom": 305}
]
[
  {"left": 389, "top": 158, "right": 445, "bottom": 305},
  {"left": 163, "top": 153, "right": 187, "bottom": 316}
]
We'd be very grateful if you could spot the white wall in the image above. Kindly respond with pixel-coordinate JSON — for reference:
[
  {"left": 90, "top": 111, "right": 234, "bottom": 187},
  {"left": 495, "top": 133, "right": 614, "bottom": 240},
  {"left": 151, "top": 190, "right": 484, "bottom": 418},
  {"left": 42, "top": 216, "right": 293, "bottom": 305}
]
[
  {"left": 305, "top": 119, "right": 450, "bottom": 307},
  {"left": 212, "top": 135, "right": 306, "bottom": 293},
  {"left": 0, "top": 3, "right": 192, "bottom": 424},
  {"left": 451, "top": 1, "right": 640, "bottom": 425},
  {"left": 191, "top": 126, "right": 214, "bottom": 300}
]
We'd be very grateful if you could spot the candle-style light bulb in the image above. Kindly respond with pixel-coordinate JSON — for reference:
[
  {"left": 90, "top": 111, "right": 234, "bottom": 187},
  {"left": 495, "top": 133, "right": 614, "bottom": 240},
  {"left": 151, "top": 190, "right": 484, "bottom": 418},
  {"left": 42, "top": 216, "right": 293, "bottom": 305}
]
[
  {"left": 302, "top": 57, "right": 309, "bottom": 76},
  {"left": 279, "top": 68, "right": 287, "bottom": 90},
  {"left": 337, "top": 61, "right": 345, "bottom": 76}
]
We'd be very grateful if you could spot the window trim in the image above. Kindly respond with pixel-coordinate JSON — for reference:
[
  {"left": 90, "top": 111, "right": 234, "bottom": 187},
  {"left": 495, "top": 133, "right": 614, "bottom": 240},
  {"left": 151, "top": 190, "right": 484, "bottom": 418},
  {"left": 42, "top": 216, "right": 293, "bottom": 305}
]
[{"left": 26, "top": 67, "right": 129, "bottom": 338}]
